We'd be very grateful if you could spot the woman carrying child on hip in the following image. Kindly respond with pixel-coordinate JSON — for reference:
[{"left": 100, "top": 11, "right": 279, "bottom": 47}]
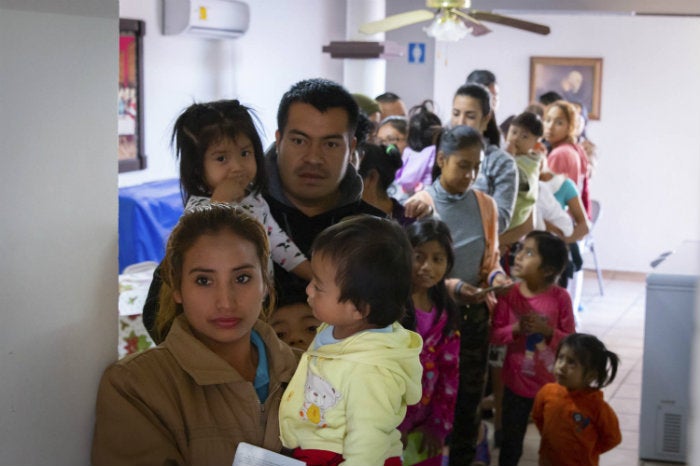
[
  {"left": 399, "top": 218, "right": 461, "bottom": 465},
  {"left": 92, "top": 205, "right": 299, "bottom": 464},
  {"left": 491, "top": 230, "right": 576, "bottom": 466},
  {"left": 533, "top": 333, "right": 621, "bottom": 466}
]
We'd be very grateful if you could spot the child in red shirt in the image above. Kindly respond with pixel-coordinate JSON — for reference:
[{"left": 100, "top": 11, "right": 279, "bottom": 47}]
[{"left": 533, "top": 333, "right": 621, "bottom": 466}]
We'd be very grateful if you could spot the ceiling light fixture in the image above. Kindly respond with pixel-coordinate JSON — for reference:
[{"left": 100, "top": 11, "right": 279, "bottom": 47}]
[{"left": 423, "top": 9, "right": 471, "bottom": 41}]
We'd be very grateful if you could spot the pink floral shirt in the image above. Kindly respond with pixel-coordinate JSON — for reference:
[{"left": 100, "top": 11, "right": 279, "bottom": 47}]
[{"left": 398, "top": 305, "right": 460, "bottom": 443}]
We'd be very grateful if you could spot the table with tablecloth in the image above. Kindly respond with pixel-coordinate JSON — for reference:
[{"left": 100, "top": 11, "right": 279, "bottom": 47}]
[
  {"left": 118, "top": 178, "right": 183, "bottom": 273},
  {"left": 118, "top": 178, "right": 183, "bottom": 357}
]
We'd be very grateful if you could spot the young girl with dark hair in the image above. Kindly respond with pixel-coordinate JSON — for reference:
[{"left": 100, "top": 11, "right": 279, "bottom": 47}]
[
  {"left": 399, "top": 218, "right": 461, "bottom": 465},
  {"left": 418, "top": 125, "right": 512, "bottom": 466},
  {"left": 141, "top": 100, "right": 314, "bottom": 342},
  {"left": 533, "top": 333, "right": 622, "bottom": 466},
  {"left": 358, "top": 143, "right": 414, "bottom": 226},
  {"left": 491, "top": 230, "right": 576, "bottom": 466},
  {"left": 172, "top": 99, "right": 312, "bottom": 281},
  {"left": 392, "top": 100, "right": 442, "bottom": 201},
  {"left": 450, "top": 84, "right": 518, "bottom": 234},
  {"left": 376, "top": 115, "right": 409, "bottom": 154}
]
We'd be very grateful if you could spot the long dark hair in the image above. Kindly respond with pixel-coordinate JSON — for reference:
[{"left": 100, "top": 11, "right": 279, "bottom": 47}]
[
  {"left": 357, "top": 143, "right": 403, "bottom": 193},
  {"left": 431, "top": 125, "right": 485, "bottom": 182},
  {"left": 524, "top": 230, "right": 568, "bottom": 284},
  {"left": 453, "top": 83, "right": 500, "bottom": 146},
  {"left": 406, "top": 100, "right": 442, "bottom": 151},
  {"left": 171, "top": 100, "right": 266, "bottom": 205},
  {"left": 405, "top": 218, "right": 459, "bottom": 335}
]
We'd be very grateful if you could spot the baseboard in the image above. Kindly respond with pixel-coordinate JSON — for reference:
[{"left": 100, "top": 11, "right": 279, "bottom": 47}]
[{"left": 582, "top": 268, "right": 646, "bottom": 282}]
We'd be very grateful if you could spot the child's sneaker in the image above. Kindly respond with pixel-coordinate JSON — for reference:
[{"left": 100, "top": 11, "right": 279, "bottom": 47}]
[{"left": 471, "top": 423, "right": 490, "bottom": 465}]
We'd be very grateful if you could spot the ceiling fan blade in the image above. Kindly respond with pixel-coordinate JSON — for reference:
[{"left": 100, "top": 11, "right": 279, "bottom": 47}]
[
  {"left": 452, "top": 9, "right": 492, "bottom": 36},
  {"left": 359, "top": 9, "right": 435, "bottom": 35},
  {"left": 470, "top": 10, "right": 550, "bottom": 35}
]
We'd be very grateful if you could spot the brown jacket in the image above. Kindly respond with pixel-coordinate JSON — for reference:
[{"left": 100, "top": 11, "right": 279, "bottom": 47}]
[{"left": 92, "top": 315, "right": 298, "bottom": 466}]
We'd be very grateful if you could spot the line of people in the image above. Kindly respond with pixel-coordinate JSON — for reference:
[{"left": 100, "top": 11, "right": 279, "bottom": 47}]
[{"left": 92, "top": 76, "right": 620, "bottom": 466}]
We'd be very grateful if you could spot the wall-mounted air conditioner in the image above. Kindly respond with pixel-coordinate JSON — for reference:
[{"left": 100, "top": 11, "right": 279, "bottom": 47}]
[{"left": 163, "top": 0, "right": 250, "bottom": 39}]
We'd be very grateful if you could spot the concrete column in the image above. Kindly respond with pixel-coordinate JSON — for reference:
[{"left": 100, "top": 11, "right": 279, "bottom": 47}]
[{"left": 343, "top": 0, "right": 386, "bottom": 98}]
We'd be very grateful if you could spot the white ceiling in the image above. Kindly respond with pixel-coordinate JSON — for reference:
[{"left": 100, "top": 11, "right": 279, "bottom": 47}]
[{"left": 471, "top": 0, "right": 700, "bottom": 16}]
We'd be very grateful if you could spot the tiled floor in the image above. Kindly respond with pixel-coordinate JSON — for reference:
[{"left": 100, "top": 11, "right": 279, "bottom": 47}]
[{"left": 484, "top": 269, "right": 682, "bottom": 466}]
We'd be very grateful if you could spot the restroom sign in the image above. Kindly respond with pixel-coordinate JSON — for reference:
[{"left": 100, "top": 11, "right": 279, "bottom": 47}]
[{"left": 408, "top": 43, "right": 426, "bottom": 64}]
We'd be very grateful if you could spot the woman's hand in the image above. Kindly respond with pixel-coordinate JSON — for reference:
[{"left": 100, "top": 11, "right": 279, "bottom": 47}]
[{"left": 404, "top": 190, "right": 435, "bottom": 219}]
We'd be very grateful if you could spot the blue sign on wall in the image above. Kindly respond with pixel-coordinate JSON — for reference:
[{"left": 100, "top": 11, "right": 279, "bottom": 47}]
[{"left": 408, "top": 42, "right": 426, "bottom": 64}]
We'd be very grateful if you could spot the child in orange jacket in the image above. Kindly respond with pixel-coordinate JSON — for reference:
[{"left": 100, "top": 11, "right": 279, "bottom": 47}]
[{"left": 532, "top": 333, "right": 621, "bottom": 466}]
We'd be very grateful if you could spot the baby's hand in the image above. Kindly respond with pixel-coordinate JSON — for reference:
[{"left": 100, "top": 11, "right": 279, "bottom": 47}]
[
  {"left": 523, "top": 313, "right": 552, "bottom": 337},
  {"left": 210, "top": 174, "right": 247, "bottom": 203}
]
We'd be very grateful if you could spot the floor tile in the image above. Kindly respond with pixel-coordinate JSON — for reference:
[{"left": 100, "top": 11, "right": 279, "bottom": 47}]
[{"left": 479, "top": 272, "right": 688, "bottom": 465}]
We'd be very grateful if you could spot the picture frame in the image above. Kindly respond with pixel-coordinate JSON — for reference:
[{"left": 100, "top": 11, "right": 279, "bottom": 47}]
[
  {"left": 119, "top": 19, "right": 147, "bottom": 173},
  {"left": 529, "top": 56, "right": 603, "bottom": 120}
]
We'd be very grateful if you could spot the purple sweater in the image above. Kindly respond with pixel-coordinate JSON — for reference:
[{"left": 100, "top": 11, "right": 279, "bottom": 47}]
[{"left": 394, "top": 145, "right": 436, "bottom": 196}]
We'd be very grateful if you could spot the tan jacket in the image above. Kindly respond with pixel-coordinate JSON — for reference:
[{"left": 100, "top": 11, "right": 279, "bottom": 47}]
[{"left": 92, "top": 315, "right": 298, "bottom": 466}]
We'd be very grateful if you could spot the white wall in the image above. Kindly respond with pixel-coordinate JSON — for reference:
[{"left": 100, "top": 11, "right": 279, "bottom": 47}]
[
  {"left": 385, "top": 0, "right": 436, "bottom": 111},
  {"left": 120, "top": 3, "right": 700, "bottom": 271},
  {"left": 423, "top": 13, "right": 700, "bottom": 272},
  {"left": 118, "top": 0, "right": 346, "bottom": 187},
  {"left": 0, "top": 3, "right": 117, "bottom": 464}
]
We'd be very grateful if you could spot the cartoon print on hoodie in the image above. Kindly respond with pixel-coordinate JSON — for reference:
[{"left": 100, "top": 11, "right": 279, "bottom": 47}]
[{"left": 300, "top": 370, "right": 342, "bottom": 427}]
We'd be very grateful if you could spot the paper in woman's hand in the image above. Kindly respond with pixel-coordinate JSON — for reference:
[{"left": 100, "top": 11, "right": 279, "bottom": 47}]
[{"left": 232, "top": 443, "right": 305, "bottom": 466}]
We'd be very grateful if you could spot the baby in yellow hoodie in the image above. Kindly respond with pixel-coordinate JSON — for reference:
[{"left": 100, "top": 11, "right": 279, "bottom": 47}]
[{"left": 279, "top": 215, "right": 423, "bottom": 466}]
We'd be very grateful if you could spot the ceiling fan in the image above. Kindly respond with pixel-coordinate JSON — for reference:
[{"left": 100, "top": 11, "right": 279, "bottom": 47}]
[{"left": 359, "top": 0, "right": 550, "bottom": 41}]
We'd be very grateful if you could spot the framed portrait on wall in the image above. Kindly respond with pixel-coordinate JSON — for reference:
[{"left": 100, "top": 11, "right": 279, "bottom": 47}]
[
  {"left": 529, "top": 56, "right": 603, "bottom": 120},
  {"left": 119, "top": 19, "right": 147, "bottom": 172}
]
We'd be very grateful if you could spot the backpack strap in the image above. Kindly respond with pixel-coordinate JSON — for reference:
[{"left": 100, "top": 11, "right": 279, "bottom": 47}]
[{"left": 473, "top": 190, "right": 501, "bottom": 286}]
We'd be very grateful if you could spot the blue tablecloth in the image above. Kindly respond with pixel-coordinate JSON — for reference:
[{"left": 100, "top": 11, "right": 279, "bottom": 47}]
[{"left": 118, "top": 178, "right": 184, "bottom": 272}]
